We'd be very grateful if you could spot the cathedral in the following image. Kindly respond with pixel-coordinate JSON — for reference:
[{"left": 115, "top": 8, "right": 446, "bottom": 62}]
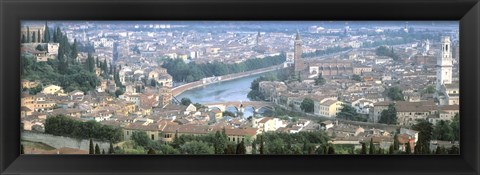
[{"left": 291, "top": 32, "right": 353, "bottom": 80}]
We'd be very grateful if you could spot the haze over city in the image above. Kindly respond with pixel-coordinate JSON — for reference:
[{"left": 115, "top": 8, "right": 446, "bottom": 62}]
[{"left": 20, "top": 21, "right": 459, "bottom": 155}]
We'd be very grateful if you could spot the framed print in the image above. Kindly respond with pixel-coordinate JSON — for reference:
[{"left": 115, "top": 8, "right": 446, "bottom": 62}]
[{"left": 1, "top": 0, "right": 479, "bottom": 175}]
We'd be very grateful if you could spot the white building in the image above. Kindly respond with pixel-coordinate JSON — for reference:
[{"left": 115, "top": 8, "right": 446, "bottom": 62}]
[{"left": 436, "top": 36, "right": 453, "bottom": 93}]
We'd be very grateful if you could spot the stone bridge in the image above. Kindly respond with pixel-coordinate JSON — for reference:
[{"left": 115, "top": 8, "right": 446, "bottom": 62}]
[{"left": 204, "top": 101, "right": 275, "bottom": 113}]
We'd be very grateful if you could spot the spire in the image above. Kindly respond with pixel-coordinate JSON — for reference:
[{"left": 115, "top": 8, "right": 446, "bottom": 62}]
[{"left": 295, "top": 30, "right": 300, "bottom": 40}]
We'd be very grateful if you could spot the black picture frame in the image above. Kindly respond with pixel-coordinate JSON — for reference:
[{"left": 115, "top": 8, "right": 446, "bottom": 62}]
[{"left": 1, "top": 0, "right": 479, "bottom": 174}]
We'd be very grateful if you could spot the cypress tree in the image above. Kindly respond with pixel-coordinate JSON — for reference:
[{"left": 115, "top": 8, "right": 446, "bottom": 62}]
[
  {"left": 108, "top": 142, "right": 114, "bottom": 154},
  {"left": 389, "top": 145, "right": 394, "bottom": 154},
  {"left": 86, "top": 52, "right": 95, "bottom": 73},
  {"left": 302, "top": 141, "right": 309, "bottom": 155},
  {"left": 327, "top": 145, "right": 335, "bottom": 154},
  {"left": 27, "top": 26, "right": 30, "bottom": 43},
  {"left": 259, "top": 135, "right": 264, "bottom": 155},
  {"left": 96, "top": 57, "right": 99, "bottom": 68},
  {"left": 32, "top": 31, "right": 36, "bottom": 43},
  {"left": 21, "top": 34, "right": 26, "bottom": 43},
  {"left": 95, "top": 144, "right": 101, "bottom": 154},
  {"left": 377, "top": 148, "right": 383, "bottom": 155},
  {"left": 102, "top": 149, "right": 105, "bottom": 154},
  {"left": 361, "top": 142, "right": 367, "bottom": 154},
  {"left": 89, "top": 139, "right": 94, "bottom": 154},
  {"left": 71, "top": 39, "right": 78, "bottom": 62},
  {"left": 20, "top": 144, "right": 25, "bottom": 154},
  {"left": 236, "top": 141, "right": 246, "bottom": 154},
  {"left": 103, "top": 59, "right": 108, "bottom": 79},
  {"left": 55, "top": 27, "right": 62, "bottom": 43},
  {"left": 393, "top": 134, "right": 399, "bottom": 150},
  {"left": 147, "top": 148, "right": 156, "bottom": 154},
  {"left": 406, "top": 143, "right": 412, "bottom": 154},
  {"left": 369, "top": 138, "right": 375, "bottom": 154},
  {"left": 37, "top": 29, "right": 41, "bottom": 43},
  {"left": 251, "top": 141, "right": 257, "bottom": 154},
  {"left": 44, "top": 21, "right": 50, "bottom": 43}
]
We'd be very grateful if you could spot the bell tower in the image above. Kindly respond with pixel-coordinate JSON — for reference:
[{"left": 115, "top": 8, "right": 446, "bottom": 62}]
[
  {"left": 436, "top": 36, "right": 453, "bottom": 92},
  {"left": 294, "top": 31, "right": 304, "bottom": 74}
]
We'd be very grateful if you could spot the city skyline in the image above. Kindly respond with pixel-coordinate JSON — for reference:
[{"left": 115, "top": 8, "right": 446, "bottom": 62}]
[{"left": 20, "top": 21, "right": 459, "bottom": 155}]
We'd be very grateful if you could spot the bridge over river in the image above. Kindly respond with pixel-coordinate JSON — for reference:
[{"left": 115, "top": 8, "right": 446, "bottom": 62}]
[{"left": 204, "top": 101, "right": 275, "bottom": 113}]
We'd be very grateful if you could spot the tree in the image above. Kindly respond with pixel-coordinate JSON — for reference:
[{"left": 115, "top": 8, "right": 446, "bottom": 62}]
[
  {"left": 168, "top": 130, "right": 179, "bottom": 148},
  {"left": 147, "top": 148, "right": 156, "bottom": 154},
  {"left": 86, "top": 52, "right": 95, "bottom": 73},
  {"left": 361, "top": 142, "right": 367, "bottom": 154},
  {"left": 45, "top": 115, "right": 122, "bottom": 143},
  {"left": 20, "top": 144, "right": 25, "bottom": 154},
  {"left": 27, "top": 27, "right": 30, "bottom": 43},
  {"left": 102, "top": 59, "right": 109, "bottom": 79},
  {"left": 70, "top": 39, "right": 79, "bottom": 63},
  {"left": 181, "top": 97, "right": 192, "bottom": 106},
  {"left": 389, "top": 145, "right": 394, "bottom": 154},
  {"left": 236, "top": 141, "right": 246, "bottom": 154},
  {"left": 95, "top": 144, "right": 101, "bottom": 154},
  {"left": 44, "top": 22, "right": 50, "bottom": 43},
  {"left": 32, "top": 31, "right": 36, "bottom": 43},
  {"left": 96, "top": 57, "right": 100, "bottom": 68},
  {"left": 385, "top": 87, "right": 405, "bottom": 101},
  {"left": 337, "top": 104, "right": 366, "bottom": 122},
  {"left": 405, "top": 142, "right": 412, "bottom": 154},
  {"left": 36, "top": 44, "right": 44, "bottom": 51},
  {"left": 21, "top": 34, "right": 27, "bottom": 43},
  {"left": 393, "top": 134, "right": 400, "bottom": 150},
  {"left": 450, "top": 114, "right": 460, "bottom": 141},
  {"left": 150, "top": 79, "right": 157, "bottom": 87},
  {"left": 54, "top": 27, "right": 61, "bottom": 43},
  {"left": 327, "top": 145, "right": 335, "bottom": 154},
  {"left": 89, "top": 139, "right": 94, "bottom": 154},
  {"left": 314, "top": 74, "right": 326, "bottom": 85},
  {"left": 376, "top": 46, "right": 400, "bottom": 61},
  {"left": 448, "top": 145, "right": 459, "bottom": 154},
  {"left": 435, "top": 146, "right": 447, "bottom": 154},
  {"left": 224, "top": 143, "right": 236, "bottom": 154},
  {"left": 424, "top": 86, "right": 435, "bottom": 94},
  {"left": 115, "top": 89, "right": 124, "bottom": 98},
  {"left": 180, "top": 141, "right": 214, "bottom": 154},
  {"left": 108, "top": 142, "right": 114, "bottom": 154},
  {"left": 300, "top": 98, "right": 314, "bottom": 113},
  {"left": 433, "top": 120, "right": 453, "bottom": 141},
  {"left": 369, "top": 138, "right": 375, "bottom": 154},
  {"left": 131, "top": 131, "right": 151, "bottom": 148},
  {"left": 213, "top": 130, "right": 227, "bottom": 154},
  {"left": 102, "top": 149, "right": 105, "bottom": 154},
  {"left": 251, "top": 141, "right": 257, "bottom": 154},
  {"left": 37, "top": 29, "right": 41, "bottom": 43},
  {"left": 412, "top": 119, "right": 433, "bottom": 154},
  {"left": 351, "top": 74, "right": 362, "bottom": 82},
  {"left": 378, "top": 103, "right": 397, "bottom": 125},
  {"left": 259, "top": 135, "right": 265, "bottom": 154}
]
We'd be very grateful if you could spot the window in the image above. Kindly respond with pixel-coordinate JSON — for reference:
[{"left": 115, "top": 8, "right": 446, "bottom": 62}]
[{"left": 151, "top": 134, "right": 155, "bottom": 140}]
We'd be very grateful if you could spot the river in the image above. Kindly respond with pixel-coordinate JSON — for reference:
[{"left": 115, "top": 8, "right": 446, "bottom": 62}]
[
  {"left": 176, "top": 73, "right": 266, "bottom": 104},
  {"left": 175, "top": 73, "right": 269, "bottom": 118}
]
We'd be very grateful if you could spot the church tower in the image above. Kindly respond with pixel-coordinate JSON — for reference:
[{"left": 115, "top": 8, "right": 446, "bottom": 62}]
[
  {"left": 256, "top": 31, "right": 260, "bottom": 45},
  {"left": 294, "top": 31, "right": 304, "bottom": 74},
  {"left": 436, "top": 36, "right": 453, "bottom": 92}
]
